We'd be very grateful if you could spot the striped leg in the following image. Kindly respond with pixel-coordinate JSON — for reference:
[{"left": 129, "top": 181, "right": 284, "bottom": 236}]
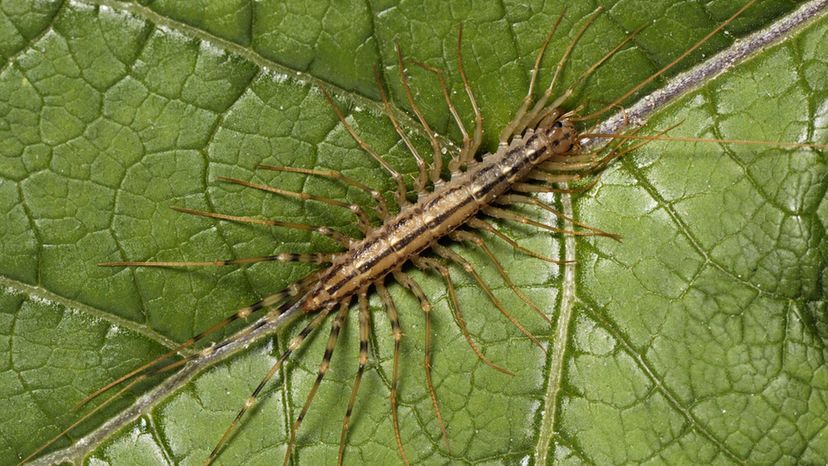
[
  {"left": 374, "top": 67, "right": 429, "bottom": 196},
  {"left": 495, "top": 194, "right": 621, "bottom": 241},
  {"left": 218, "top": 177, "right": 375, "bottom": 233},
  {"left": 257, "top": 164, "right": 389, "bottom": 219},
  {"left": 392, "top": 269, "right": 451, "bottom": 452},
  {"left": 169, "top": 207, "right": 353, "bottom": 247},
  {"left": 482, "top": 205, "right": 614, "bottom": 239},
  {"left": 432, "top": 244, "right": 545, "bottom": 351},
  {"left": 282, "top": 299, "right": 351, "bottom": 466},
  {"left": 395, "top": 44, "right": 444, "bottom": 184},
  {"left": 205, "top": 304, "right": 337, "bottom": 466},
  {"left": 467, "top": 218, "right": 564, "bottom": 264},
  {"left": 99, "top": 252, "right": 336, "bottom": 268},
  {"left": 413, "top": 256, "right": 513, "bottom": 375},
  {"left": 449, "top": 231, "right": 551, "bottom": 324},
  {"left": 454, "top": 25, "right": 484, "bottom": 168},
  {"left": 337, "top": 289, "right": 371, "bottom": 465},
  {"left": 376, "top": 282, "right": 410, "bottom": 466},
  {"left": 322, "top": 88, "right": 410, "bottom": 208}
]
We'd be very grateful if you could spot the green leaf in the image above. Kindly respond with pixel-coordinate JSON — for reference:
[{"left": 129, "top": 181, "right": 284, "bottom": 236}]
[{"left": 1, "top": 0, "right": 826, "bottom": 465}]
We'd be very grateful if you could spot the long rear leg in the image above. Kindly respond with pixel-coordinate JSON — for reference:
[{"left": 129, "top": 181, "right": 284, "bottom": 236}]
[
  {"left": 392, "top": 269, "right": 451, "bottom": 452},
  {"left": 337, "top": 289, "right": 372, "bottom": 465},
  {"left": 282, "top": 299, "right": 351, "bottom": 466}
]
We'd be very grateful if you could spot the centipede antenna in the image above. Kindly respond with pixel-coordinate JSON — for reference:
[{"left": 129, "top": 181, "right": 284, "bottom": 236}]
[
  {"left": 283, "top": 299, "right": 351, "bottom": 466},
  {"left": 376, "top": 282, "right": 410, "bottom": 466},
  {"left": 205, "top": 304, "right": 336, "bottom": 466},
  {"left": 432, "top": 244, "right": 546, "bottom": 352},
  {"left": 337, "top": 290, "right": 371, "bottom": 465},
  {"left": 580, "top": 132, "right": 828, "bottom": 150},
  {"left": 393, "top": 270, "right": 451, "bottom": 453}
]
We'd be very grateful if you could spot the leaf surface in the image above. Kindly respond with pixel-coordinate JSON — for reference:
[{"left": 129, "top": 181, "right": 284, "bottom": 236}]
[{"left": 1, "top": 0, "right": 826, "bottom": 465}]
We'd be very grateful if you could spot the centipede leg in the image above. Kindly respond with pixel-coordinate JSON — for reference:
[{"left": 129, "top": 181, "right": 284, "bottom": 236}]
[
  {"left": 257, "top": 164, "right": 389, "bottom": 219},
  {"left": 454, "top": 25, "right": 483, "bottom": 168},
  {"left": 219, "top": 176, "right": 375, "bottom": 233},
  {"left": 482, "top": 205, "right": 616, "bottom": 239},
  {"left": 432, "top": 244, "right": 545, "bottom": 351},
  {"left": 413, "top": 256, "right": 514, "bottom": 375},
  {"left": 376, "top": 282, "right": 410, "bottom": 466},
  {"left": 205, "top": 304, "right": 336, "bottom": 466},
  {"left": 100, "top": 252, "right": 336, "bottom": 268},
  {"left": 171, "top": 206, "right": 353, "bottom": 247},
  {"left": 392, "top": 269, "right": 451, "bottom": 453},
  {"left": 449, "top": 231, "right": 551, "bottom": 324},
  {"left": 322, "top": 88, "right": 410, "bottom": 208},
  {"left": 494, "top": 194, "right": 621, "bottom": 241},
  {"left": 337, "top": 289, "right": 371, "bottom": 465},
  {"left": 467, "top": 218, "right": 564, "bottom": 264},
  {"left": 395, "top": 44, "right": 444, "bottom": 184},
  {"left": 498, "top": 8, "right": 566, "bottom": 144},
  {"left": 373, "top": 67, "right": 428, "bottom": 196},
  {"left": 282, "top": 299, "right": 351, "bottom": 466}
]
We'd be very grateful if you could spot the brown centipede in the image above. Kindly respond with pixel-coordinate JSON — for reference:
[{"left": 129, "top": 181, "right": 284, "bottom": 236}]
[{"left": 11, "top": 1, "right": 828, "bottom": 465}]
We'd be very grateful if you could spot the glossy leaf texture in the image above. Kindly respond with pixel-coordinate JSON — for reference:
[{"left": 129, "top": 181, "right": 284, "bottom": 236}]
[{"left": 1, "top": 0, "right": 826, "bottom": 465}]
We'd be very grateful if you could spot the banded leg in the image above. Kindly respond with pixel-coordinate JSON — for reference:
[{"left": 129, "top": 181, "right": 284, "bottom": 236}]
[
  {"left": 449, "top": 231, "right": 551, "bottom": 324},
  {"left": 392, "top": 269, "right": 451, "bottom": 452},
  {"left": 498, "top": 7, "right": 566, "bottom": 144},
  {"left": 510, "top": 7, "right": 604, "bottom": 139},
  {"left": 495, "top": 194, "right": 621, "bottom": 240},
  {"left": 321, "top": 88, "right": 410, "bottom": 208},
  {"left": 99, "top": 252, "right": 336, "bottom": 268},
  {"left": 374, "top": 67, "right": 429, "bottom": 196},
  {"left": 467, "top": 218, "right": 564, "bottom": 264},
  {"left": 482, "top": 205, "right": 614, "bottom": 239},
  {"left": 376, "top": 282, "right": 410, "bottom": 466},
  {"left": 257, "top": 164, "right": 389, "bottom": 219},
  {"left": 511, "top": 179, "right": 600, "bottom": 196},
  {"left": 395, "top": 44, "right": 444, "bottom": 184},
  {"left": 205, "top": 304, "right": 337, "bottom": 466},
  {"left": 410, "top": 61, "right": 470, "bottom": 174},
  {"left": 76, "top": 275, "right": 316, "bottom": 408},
  {"left": 338, "top": 289, "right": 371, "bottom": 465},
  {"left": 282, "top": 299, "right": 351, "bottom": 466},
  {"left": 413, "top": 256, "right": 514, "bottom": 375},
  {"left": 432, "top": 244, "right": 544, "bottom": 351},
  {"left": 454, "top": 25, "right": 484, "bottom": 168},
  {"left": 218, "top": 177, "right": 375, "bottom": 232},
  {"left": 170, "top": 207, "right": 353, "bottom": 247}
]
